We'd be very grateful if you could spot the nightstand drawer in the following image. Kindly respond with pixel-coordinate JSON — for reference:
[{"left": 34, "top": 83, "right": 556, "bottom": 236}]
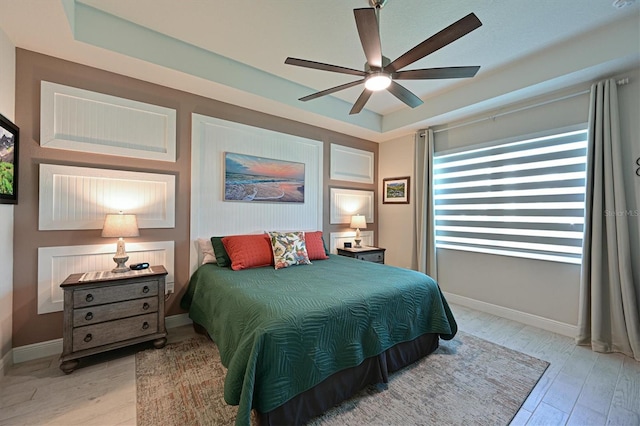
[
  {"left": 356, "top": 252, "right": 384, "bottom": 263},
  {"left": 73, "top": 297, "right": 158, "bottom": 326},
  {"left": 73, "top": 280, "right": 159, "bottom": 308},
  {"left": 72, "top": 313, "right": 158, "bottom": 352}
]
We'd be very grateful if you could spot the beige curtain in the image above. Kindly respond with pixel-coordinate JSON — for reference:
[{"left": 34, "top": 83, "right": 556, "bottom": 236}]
[
  {"left": 577, "top": 78, "right": 640, "bottom": 361},
  {"left": 414, "top": 129, "right": 438, "bottom": 279}
]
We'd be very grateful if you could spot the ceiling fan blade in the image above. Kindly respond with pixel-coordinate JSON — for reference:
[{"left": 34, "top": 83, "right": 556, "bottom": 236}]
[
  {"left": 354, "top": 8, "right": 383, "bottom": 69},
  {"left": 386, "top": 81, "right": 424, "bottom": 108},
  {"left": 349, "top": 89, "right": 373, "bottom": 115},
  {"left": 299, "top": 79, "right": 365, "bottom": 102},
  {"left": 385, "top": 13, "right": 482, "bottom": 72},
  {"left": 285, "top": 57, "right": 366, "bottom": 77},
  {"left": 393, "top": 66, "right": 480, "bottom": 80}
]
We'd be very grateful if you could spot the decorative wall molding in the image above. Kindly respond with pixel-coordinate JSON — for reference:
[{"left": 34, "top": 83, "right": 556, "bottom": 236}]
[
  {"left": 330, "top": 144, "right": 374, "bottom": 183},
  {"left": 329, "top": 231, "right": 374, "bottom": 254},
  {"left": 190, "top": 114, "right": 323, "bottom": 274},
  {"left": 37, "top": 241, "right": 175, "bottom": 315},
  {"left": 40, "top": 81, "right": 176, "bottom": 162},
  {"left": 39, "top": 164, "right": 175, "bottom": 230},
  {"left": 329, "top": 187, "right": 374, "bottom": 224}
]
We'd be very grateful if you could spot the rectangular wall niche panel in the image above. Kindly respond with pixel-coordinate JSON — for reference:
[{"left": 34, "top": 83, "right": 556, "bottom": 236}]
[
  {"left": 330, "top": 144, "right": 374, "bottom": 184},
  {"left": 37, "top": 241, "right": 174, "bottom": 314},
  {"left": 329, "top": 231, "right": 374, "bottom": 254},
  {"left": 330, "top": 188, "right": 374, "bottom": 224},
  {"left": 40, "top": 81, "right": 176, "bottom": 162},
  {"left": 39, "top": 164, "right": 175, "bottom": 230}
]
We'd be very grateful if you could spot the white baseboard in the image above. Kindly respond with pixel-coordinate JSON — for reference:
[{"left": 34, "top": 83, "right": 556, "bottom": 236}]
[
  {"left": 1, "top": 349, "right": 12, "bottom": 377},
  {"left": 443, "top": 292, "right": 578, "bottom": 338},
  {"left": 11, "top": 313, "right": 194, "bottom": 365}
]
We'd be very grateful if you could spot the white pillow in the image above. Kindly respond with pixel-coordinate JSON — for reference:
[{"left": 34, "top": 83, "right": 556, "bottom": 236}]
[{"left": 197, "top": 238, "right": 216, "bottom": 265}]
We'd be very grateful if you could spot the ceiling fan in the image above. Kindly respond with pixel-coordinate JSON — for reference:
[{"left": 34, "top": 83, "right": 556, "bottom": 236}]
[{"left": 285, "top": 0, "right": 482, "bottom": 115}]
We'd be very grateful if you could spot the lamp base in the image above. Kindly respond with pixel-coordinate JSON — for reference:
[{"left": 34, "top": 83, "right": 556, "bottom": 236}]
[
  {"left": 112, "top": 255, "right": 130, "bottom": 273},
  {"left": 354, "top": 239, "right": 362, "bottom": 248}
]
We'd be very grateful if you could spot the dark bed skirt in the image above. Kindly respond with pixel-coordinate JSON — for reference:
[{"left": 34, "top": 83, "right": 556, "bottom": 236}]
[{"left": 192, "top": 324, "right": 439, "bottom": 426}]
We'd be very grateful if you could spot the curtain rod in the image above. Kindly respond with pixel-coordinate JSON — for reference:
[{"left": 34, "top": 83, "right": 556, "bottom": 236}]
[{"left": 420, "top": 77, "right": 630, "bottom": 136}]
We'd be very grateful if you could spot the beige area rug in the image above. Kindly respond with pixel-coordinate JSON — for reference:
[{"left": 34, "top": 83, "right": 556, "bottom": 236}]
[{"left": 136, "top": 331, "right": 549, "bottom": 426}]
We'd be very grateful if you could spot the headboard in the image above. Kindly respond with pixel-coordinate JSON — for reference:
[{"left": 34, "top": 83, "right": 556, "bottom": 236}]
[{"left": 190, "top": 114, "right": 324, "bottom": 274}]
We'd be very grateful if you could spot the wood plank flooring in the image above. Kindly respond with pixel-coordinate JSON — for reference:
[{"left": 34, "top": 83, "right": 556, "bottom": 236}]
[{"left": 1, "top": 304, "right": 638, "bottom": 425}]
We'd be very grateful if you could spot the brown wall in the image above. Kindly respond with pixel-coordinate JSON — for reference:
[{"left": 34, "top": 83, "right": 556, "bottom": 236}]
[{"left": 13, "top": 48, "right": 378, "bottom": 347}]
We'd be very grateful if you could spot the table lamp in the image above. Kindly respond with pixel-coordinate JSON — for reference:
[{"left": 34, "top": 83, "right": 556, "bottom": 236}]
[
  {"left": 102, "top": 212, "right": 139, "bottom": 272},
  {"left": 350, "top": 214, "right": 367, "bottom": 248}
]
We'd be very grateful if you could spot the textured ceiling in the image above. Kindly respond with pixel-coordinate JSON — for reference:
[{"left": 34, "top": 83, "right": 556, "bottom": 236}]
[{"left": 0, "top": 0, "right": 639, "bottom": 141}]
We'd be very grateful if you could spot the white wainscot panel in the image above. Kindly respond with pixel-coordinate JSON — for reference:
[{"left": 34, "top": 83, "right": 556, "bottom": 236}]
[
  {"left": 330, "top": 187, "right": 374, "bottom": 224},
  {"left": 330, "top": 144, "right": 374, "bottom": 184},
  {"left": 37, "top": 241, "right": 175, "bottom": 314},
  {"left": 40, "top": 81, "right": 176, "bottom": 162},
  {"left": 329, "top": 231, "right": 374, "bottom": 254},
  {"left": 39, "top": 164, "right": 175, "bottom": 230}
]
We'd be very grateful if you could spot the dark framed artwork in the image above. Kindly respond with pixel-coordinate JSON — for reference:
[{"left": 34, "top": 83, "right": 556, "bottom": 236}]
[
  {"left": 224, "top": 152, "right": 305, "bottom": 203},
  {"left": 382, "top": 176, "right": 410, "bottom": 204},
  {"left": 0, "top": 113, "right": 19, "bottom": 204}
]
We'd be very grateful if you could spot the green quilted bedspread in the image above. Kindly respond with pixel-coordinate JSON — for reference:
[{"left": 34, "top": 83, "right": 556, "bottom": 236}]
[{"left": 181, "top": 254, "right": 457, "bottom": 426}]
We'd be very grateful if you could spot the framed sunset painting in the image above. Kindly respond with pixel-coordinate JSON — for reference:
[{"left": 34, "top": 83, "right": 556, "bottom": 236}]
[{"left": 224, "top": 152, "right": 305, "bottom": 203}]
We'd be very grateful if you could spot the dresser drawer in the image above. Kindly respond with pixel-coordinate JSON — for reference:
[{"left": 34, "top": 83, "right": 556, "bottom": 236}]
[
  {"left": 355, "top": 251, "right": 384, "bottom": 263},
  {"left": 73, "top": 297, "right": 158, "bottom": 326},
  {"left": 73, "top": 280, "right": 159, "bottom": 308},
  {"left": 72, "top": 313, "right": 158, "bottom": 352}
]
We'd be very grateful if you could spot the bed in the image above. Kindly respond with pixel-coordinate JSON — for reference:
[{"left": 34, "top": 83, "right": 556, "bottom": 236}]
[{"left": 182, "top": 236, "right": 456, "bottom": 426}]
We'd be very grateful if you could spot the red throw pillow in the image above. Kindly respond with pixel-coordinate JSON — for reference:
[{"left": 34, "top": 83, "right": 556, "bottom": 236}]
[
  {"left": 305, "top": 231, "right": 329, "bottom": 260},
  {"left": 222, "top": 234, "right": 274, "bottom": 271}
]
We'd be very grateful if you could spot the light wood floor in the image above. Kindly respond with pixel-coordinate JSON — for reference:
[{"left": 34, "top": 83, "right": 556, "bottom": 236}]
[{"left": 1, "top": 304, "right": 638, "bottom": 426}]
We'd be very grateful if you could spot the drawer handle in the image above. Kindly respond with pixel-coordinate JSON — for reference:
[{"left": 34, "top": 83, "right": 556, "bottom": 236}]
[
  {"left": 84, "top": 334, "right": 92, "bottom": 343},
  {"left": 85, "top": 312, "right": 93, "bottom": 321},
  {"left": 142, "top": 286, "right": 150, "bottom": 294},
  {"left": 143, "top": 302, "right": 150, "bottom": 310},
  {"left": 142, "top": 321, "right": 150, "bottom": 330},
  {"left": 85, "top": 294, "right": 94, "bottom": 302}
]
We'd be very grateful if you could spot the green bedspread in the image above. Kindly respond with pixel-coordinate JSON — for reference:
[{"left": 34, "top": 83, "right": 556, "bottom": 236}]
[{"left": 181, "top": 254, "right": 457, "bottom": 426}]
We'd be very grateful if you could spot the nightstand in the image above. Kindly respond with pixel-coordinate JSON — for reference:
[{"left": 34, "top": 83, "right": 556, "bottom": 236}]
[
  {"left": 337, "top": 246, "right": 386, "bottom": 264},
  {"left": 59, "top": 265, "right": 168, "bottom": 374}
]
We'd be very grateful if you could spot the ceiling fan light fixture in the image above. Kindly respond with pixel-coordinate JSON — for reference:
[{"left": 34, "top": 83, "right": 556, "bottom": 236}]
[{"left": 365, "top": 72, "right": 392, "bottom": 91}]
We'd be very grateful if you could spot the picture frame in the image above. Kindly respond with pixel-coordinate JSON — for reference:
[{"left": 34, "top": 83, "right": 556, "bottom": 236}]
[
  {"left": 224, "top": 152, "right": 305, "bottom": 203},
  {"left": 382, "top": 176, "right": 410, "bottom": 204},
  {"left": 0, "top": 113, "right": 19, "bottom": 205}
]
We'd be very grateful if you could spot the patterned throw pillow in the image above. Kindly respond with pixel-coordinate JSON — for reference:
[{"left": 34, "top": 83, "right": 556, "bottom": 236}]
[{"left": 268, "top": 231, "right": 312, "bottom": 270}]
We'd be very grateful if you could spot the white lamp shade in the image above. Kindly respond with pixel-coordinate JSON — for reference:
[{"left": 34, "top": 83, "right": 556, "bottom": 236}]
[
  {"left": 350, "top": 215, "right": 367, "bottom": 229},
  {"left": 101, "top": 213, "right": 140, "bottom": 238}
]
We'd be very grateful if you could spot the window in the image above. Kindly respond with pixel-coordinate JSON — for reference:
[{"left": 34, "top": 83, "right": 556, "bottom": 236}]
[{"left": 433, "top": 127, "right": 588, "bottom": 264}]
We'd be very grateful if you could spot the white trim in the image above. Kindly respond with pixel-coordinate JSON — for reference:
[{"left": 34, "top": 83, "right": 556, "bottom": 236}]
[
  {"left": 39, "top": 164, "right": 176, "bottom": 230},
  {"left": 329, "top": 230, "right": 374, "bottom": 254},
  {"left": 329, "top": 188, "right": 374, "bottom": 224},
  {"left": 443, "top": 291, "right": 578, "bottom": 338},
  {"left": 40, "top": 81, "right": 176, "bottom": 162},
  {"left": 11, "top": 313, "right": 193, "bottom": 365},
  {"left": 330, "top": 144, "right": 375, "bottom": 183},
  {"left": 1, "top": 349, "right": 12, "bottom": 377}
]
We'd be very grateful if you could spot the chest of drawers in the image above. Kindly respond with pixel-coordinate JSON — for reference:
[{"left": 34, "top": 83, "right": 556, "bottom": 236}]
[
  {"left": 59, "top": 266, "right": 168, "bottom": 373},
  {"left": 337, "top": 246, "right": 386, "bottom": 264}
]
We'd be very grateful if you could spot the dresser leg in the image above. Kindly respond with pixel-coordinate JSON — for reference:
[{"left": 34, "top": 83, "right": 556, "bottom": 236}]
[
  {"left": 60, "top": 359, "right": 79, "bottom": 374},
  {"left": 153, "top": 337, "right": 167, "bottom": 349}
]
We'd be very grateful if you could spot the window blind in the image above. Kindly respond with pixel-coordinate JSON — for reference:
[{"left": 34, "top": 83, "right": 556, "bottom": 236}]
[{"left": 433, "top": 127, "right": 588, "bottom": 264}]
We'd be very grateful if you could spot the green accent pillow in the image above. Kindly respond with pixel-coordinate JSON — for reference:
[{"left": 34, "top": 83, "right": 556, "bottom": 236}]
[{"left": 210, "top": 236, "right": 231, "bottom": 267}]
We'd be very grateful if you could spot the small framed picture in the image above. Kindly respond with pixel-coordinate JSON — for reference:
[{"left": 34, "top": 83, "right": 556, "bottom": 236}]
[
  {"left": 382, "top": 176, "right": 410, "bottom": 204},
  {"left": 0, "top": 113, "right": 19, "bottom": 205}
]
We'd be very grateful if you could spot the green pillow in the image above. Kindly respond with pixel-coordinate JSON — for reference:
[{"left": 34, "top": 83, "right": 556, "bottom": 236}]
[{"left": 210, "top": 236, "right": 231, "bottom": 267}]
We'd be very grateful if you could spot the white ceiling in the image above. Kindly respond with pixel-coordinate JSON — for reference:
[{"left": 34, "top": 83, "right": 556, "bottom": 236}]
[{"left": 0, "top": 0, "right": 638, "bottom": 142}]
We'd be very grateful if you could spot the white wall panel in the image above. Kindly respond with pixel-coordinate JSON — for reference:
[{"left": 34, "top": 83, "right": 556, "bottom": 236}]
[
  {"left": 40, "top": 81, "right": 176, "bottom": 162},
  {"left": 37, "top": 241, "right": 174, "bottom": 314},
  {"left": 330, "top": 143, "right": 374, "bottom": 183},
  {"left": 329, "top": 231, "right": 374, "bottom": 254},
  {"left": 329, "top": 188, "right": 374, "bottom": 224},
  {"left": 190, "top": 114, "right": 323, "bottom": 274},
  {"left": 39, "top": 164, "right": 175, "bottom": 230}
]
